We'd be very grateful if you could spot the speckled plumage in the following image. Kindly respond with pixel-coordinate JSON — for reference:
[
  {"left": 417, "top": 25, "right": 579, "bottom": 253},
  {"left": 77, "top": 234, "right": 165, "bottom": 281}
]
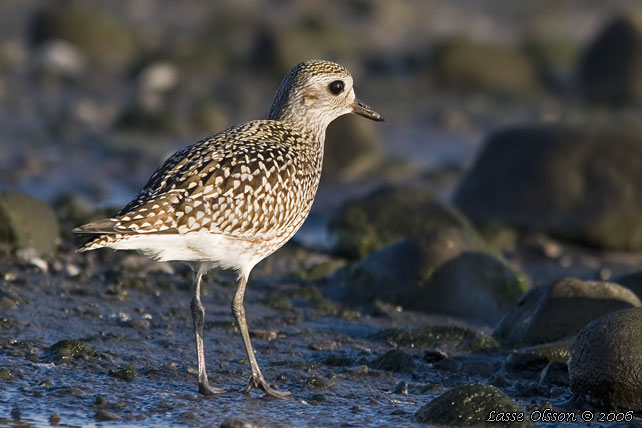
[{"left": 73, "top": 59, "right": 383, "bottom": 397}]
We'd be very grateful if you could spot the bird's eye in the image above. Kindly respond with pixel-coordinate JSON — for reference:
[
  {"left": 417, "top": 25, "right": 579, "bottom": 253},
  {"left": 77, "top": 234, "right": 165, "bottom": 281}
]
[{"left": 328, "top": 80, "right": 344, "bottom": 95}]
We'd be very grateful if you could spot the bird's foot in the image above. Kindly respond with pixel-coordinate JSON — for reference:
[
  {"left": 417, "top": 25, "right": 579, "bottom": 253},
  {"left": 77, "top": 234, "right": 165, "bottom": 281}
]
[
  {"left": 198, "top": 380, "right": 225, "bottom": 396},
  {"left": 243, "top": 373, "right": 291, "bottom": 399}
]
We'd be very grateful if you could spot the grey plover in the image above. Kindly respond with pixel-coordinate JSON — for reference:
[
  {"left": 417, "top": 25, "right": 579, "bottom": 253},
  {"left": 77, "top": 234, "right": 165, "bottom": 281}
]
[{"left": 73, "top": 60, "right": 383, "bottom": 398}]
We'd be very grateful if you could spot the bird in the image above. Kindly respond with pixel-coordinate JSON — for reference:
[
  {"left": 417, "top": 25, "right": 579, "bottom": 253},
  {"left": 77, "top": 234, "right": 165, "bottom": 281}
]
[{"left": 73, "top": 59, "right": 384, "bottom": 398}]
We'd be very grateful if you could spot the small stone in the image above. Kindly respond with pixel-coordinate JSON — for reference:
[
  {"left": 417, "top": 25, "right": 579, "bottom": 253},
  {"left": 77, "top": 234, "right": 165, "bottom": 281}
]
[
  {"left": 220, "top": 417, "right": 258, "bottom": 428},
  {"left": 125, "top": 319, "right": 150, "bottom": 330},
  {"left": 308, "top": 339, "right": 339, "bottom": 351},
  {"left": 109, "top": 364, "right": 138, "bottom": 381},
  {"left": 370, "top": 349, "right": 415, "bottom": 373},
  {"left": 177, "top": 411, "right": 198, "bottom": 424},
  {"left": 49, "top": 413, "right": 61, "bottom": 426},
  {"left": 423, "top": 349, "right": 448, "bottom": 363},
  {"left": 95, "top": 410, "right": 119, "bottom": 422},
  {"left": 35, "top": 39, "right": 86, "bottom": 77},
  {"left": 415, "top": 383, "right": 533, "bottom": 427},
  {"left": 539, "top": 361, "right": 569, "bottom": 387},
  {"left": 393, "top": 381, "right": 409, "bottom": 395},
  {"left": 94, "top": 395, "right": 108, "bottom": 407},
  {"left": 0, "top": 369, "right": 13, "bottom": 380},
  {"left": 249, "top": 329, "right": 278, "bottom": 340},
  {"left": 323, "top": 353, "right": 354, "bottom": 367},
  {"left": 43, "top": 339, "right": 98, "bottom": 364},
  {"left": 305, "top": 374, "right": 336, "bottom": 389}
]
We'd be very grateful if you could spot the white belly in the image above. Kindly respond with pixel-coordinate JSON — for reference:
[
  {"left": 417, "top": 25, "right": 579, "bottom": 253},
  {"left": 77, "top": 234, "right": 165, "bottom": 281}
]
[{"left": 108, "top": 232, "right": 268, "bottom": 274}]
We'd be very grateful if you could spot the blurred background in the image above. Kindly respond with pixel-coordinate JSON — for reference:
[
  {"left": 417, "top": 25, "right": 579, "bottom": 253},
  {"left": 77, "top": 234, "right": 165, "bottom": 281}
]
[
  {"left": 4, "top": 2, "right": 642, "bottom": 425},
  {"left": 1, "top": 0, "right": 642, "bottom": 263}
]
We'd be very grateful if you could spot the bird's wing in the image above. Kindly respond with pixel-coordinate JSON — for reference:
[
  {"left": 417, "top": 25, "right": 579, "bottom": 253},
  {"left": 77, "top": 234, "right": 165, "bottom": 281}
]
[{"left": 74, "top": 120, "right": 316, "bottom": 239}]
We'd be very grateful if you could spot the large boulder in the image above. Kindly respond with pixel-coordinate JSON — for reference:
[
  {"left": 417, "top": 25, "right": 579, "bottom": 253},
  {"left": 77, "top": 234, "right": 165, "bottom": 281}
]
[
  {"left": 334, "top": 228, "right": 525, "bottom": 325},
  {"left": 0, "top": 191, "right": 60, "bottom": 257},
  {"left": 569, "top": 308, "right": 642, "bottom": 411},
  {"left": 495, "top": 278, "right": 640, "bottom": 346},
  {"left": 578, "top": 16, "right": 642, "bottom": 105},
  {"left": 432, "top": 37, "right": 540, "bottom": 95},
  {"left": 328, "top": 185, "right": 477, "bottom": 259},
  {"left": 454, "top": 126, "right": 642, "bottom": 251},
  {"left": 415, "top": 383, "right": 533, "bottom": 427}
]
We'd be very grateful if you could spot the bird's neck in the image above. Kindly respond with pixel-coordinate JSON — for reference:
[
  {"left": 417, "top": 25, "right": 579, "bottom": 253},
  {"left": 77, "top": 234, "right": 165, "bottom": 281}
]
[{"left": 268, "top": 105, "right": 330, "bottom": 146}]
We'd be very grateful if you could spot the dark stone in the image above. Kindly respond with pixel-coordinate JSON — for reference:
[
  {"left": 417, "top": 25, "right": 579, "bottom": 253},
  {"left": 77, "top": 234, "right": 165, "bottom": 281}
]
[
  {"left": 109, "top": 364, "right": 138, "bottom": 382},
  {"left": 43, "top": 339, "right": 99, "bottom": 364},
  {"left": 539, "top": 361, "right": 569, "bottom": 387},
  {"left": 305, "top": 374, "right": 336, "bottom": 389},
  {"left": 505, "top": 342, "right": 571, "bottom": 376},
  {"left": 370, "top": 349, "right": 415, "bottom": 373},
  {"left": 337, "top": 231, "right": 525, "bottom": 325},
  {"left": 569, "top": 308, "right": 642, "bottom": 411},
  {"left": 393, "top": 381, "right": 409, "bottom": 395},
  {"left": 373, "top": 325, "right": 498, "bottom": 355},
  {"left": 328, "top": 185, "right": 477, "bottom": 259},
  {"left": 95, "top": 410, "right": 119, "bottom": 422},
  {"left": 423, "top": 350, "right": 448, "bottom": 364},
  {"left": 579, "top": 16, "right": 642, "bottom": 105},
  {"left": 495, "top": 278, "right": 640, "bottom": 346},
  {"left": 323, "top": 353, "right": 354, "bottom": 367},
  {"left": 454, "top": 126, "right": 642, "bottom": 251},
  {"left": 415, "top": 383, "right": 533, "bottom": 427},
  {"left": 0, "top": 191, "right": 60, "bottom": 257},
  {"left": 0, "top": 369, "right": 13, "bottom": 380},
  {"left": 615, "top": 270, "right": 642, "bottom": 301}
]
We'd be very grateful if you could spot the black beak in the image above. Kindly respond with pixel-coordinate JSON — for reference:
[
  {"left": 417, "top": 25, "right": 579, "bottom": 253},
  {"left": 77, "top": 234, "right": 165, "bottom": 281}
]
[{"left": 352, "top": 98, "right": 385, "bottom": 122}]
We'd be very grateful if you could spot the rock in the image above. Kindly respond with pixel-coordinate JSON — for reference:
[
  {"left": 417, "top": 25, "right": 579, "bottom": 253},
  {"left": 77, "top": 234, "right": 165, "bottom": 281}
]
[
  {"left": 136, "top": 61, "right": 180, "bottom": 114},
  {"left": 432, "top": 37, "right": 540, "bottom": 95},
  {"left": 29, "top": 5, "right": 138, "bottom": 70},
  {"left": 615, "top": 270, "right": 642, "bottom": 300},
  {"left": 0, "top": 191, "right": 60, "bottom": 257},
  {"left": 454, "top": 125, "right": 642, "bottom": 251},
  {"left": 35, "top": 39, "right": 86, "bottom": 78},
  {"left": 328, "top": 185, "right": 477, "bottom": 259},
  {"left": 415, "top": 383, "right": 533, "bottom": 427},
  {"left": 372, "top": 325, "right": 498, "bottom": 355},
  {"left": 109, "top": 364, "right": 138, "bottom": 382},
  {"left": 495, "top": 278, "right": 640, "bottom": 346},
  {"left": 335, "top": 230, "right": 525, "bottom": 325},
  {"left": 323, "top": 114, "right": 384, "bottom": 182},
  {"left": 569, "top": 308, "right": 642, "bottom": 411},
  {"left": 579, "top": 16, "right": 642, "bottom": 105},
  {"left": 220, "top": 417, "right": 259, "bottom": 428},
  {"left": 370, "top": 349, "right": 415, "bottom": 373},
  {"left": 539, "top": 361, "right": 569, "bottom": 387},
  {"left": 43, "top": 339, "right": 99, "bottom": 364},
  {"left": 505, "top": 342, "right": 571, "bottom": 376},
  {"left": 95, "top": 410, "right": 119, "bottom": 422}
]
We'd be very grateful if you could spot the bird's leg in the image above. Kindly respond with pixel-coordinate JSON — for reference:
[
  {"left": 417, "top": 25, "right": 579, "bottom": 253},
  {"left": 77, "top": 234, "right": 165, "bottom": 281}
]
[
  {"left": 232, "top": 273, "right": 290, "bottom": 399},
  {"left": 190, "top": 264, "right": 224, "bottom": 395}
]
